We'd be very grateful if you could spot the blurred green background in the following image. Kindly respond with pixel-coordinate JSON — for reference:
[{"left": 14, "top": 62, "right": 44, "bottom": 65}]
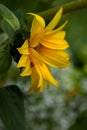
[{"left": 0, "top": 0, "right": 87, "bottom": 130}]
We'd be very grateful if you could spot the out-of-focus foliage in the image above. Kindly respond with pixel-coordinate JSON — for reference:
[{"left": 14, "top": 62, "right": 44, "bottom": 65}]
[
  {"left": 0, "top": 41, "right": 12, "bottom": 79},
  {"left": 69, "top": 110, "right": 87, "bottom": 130},
  {"left": 0, "top": 4, "right": 20, "bottom": 30},
  {"left": 0, "top": 0, "right": 87, "bottom": 130},
  {"left": 0, "top": 85, "right": 25, "bottom": 130},
  {"left": 66, "top": 8, "right": 87, "bottom": 69},
  {"left": 0, "top": 0, "right": 74, "bottom": 12}
]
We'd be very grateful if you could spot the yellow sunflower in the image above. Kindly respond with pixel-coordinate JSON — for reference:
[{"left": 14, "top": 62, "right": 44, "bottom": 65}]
[{"left": 17, "top": 8, "right": 71, "bottom": 93}]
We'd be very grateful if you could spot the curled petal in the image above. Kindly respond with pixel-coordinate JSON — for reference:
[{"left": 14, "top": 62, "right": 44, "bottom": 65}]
[
  {"left": 39, "top": 63, "right": 58, "bottom": 86},
  {"left": 20, "top": 58, "right": 32, "bottom": 76},
  {"left": 27, "top": 13, "right": 45, "bottom": 47},
  {"left": 29, "top": 67, "right": 44, "bottom": 93},
  {"left": 28, "top": 13, "right": 45, "bottom": 36},
  {"left": 17, "top": 55, "right": 28, "bottom": 68},
  {"left": 29, "top": 68, "right": 39, "bottom": 92},
  {"left": 17, "top": 40, "right": 30, "bottom": 55},
  {"left": 29, "top": 63, "right": 58, "bottom": 93}
]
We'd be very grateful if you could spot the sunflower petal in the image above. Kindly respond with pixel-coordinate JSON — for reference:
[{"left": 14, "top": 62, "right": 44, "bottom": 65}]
[
  {"left": 28, "top": 13, "right": 45, "bottom": 36},
  {"left": 20, "top": 58, "right": 32, "bottom": 76},
  {"left": 39, "top": 47, "right": 71, "bottom": 68},
  {"left": 30, "top": 31, "right": 43, "bottom": 48},
  {"left": 45, "top": 8, "right": 63, "bottom": 32},
  {"left": 35, "top": 64, "right": 44, "bottom": 92},
  {"left": 29, "top": 67, "right": 44, "bottom": 93},
  {"left": 39, "top": 63, "right": 58, "bottom": 86},
  {"left": 29, "top": 68, "right": 39, "bottom": 92},
  {"left": 41, "top": 31, "right": 69, "bottom": 50},
  {"left": 30, "top": 48, "right": 42, "bottom": 65},
  {"left": 17, "top": 40, "right": 30, "bottom": 54},
  {"left": 43, "top": 56, "right": 71, "bottom": 68},
  {"left": 17, "top": 55, "right": 28, "bottom": 68},
  {"left": 45, "top": 31, "right": 66, "bottom": 39},
  {"left": 53, "top": 20, "right": 68, "bottom": 32},
  {"left": 41, "top": 39, "right": 69, "bottom": 50},
  {"left": 27, "top": 13, "right": 45, "bottom": 47}
]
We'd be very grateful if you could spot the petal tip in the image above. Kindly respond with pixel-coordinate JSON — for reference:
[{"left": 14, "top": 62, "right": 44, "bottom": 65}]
[{"left": 59, "top": 7, "right": 63, "bottom": 13}]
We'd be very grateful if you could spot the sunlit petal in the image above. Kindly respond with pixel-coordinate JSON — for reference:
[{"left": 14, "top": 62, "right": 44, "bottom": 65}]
[
  {"left": 39, "top": 47, "right": 71, "bottom": 68},
  {"left": 43, "top": 56, "right": 71, "bottom": 68},
  {"left": 41, "top": 39, "right": 69, "bottom": 50},
  {"left": 17, "top": 40, "right": 30, "bottom": 54},
  {"left": 27, "top": 13, "right": 45, "bottom": 47},
  {"left": 45, "top": 8, "right": 63, "bottom": 32},
  {"left": 45, "top": 31, "right": 66, "bottom": 39},
  {"left": 41, "top": 31, "right": 69, "bottom": 50},
  {"left": 30, "top": 31, "right": 43, "bottom": 47},
  {"left": 20, "top": 58, "right": 32, "bottom": 76},
  {"left": 52, "top": 20, "right": 68, "bottom": 32},
  {"left": 29, "top": 68, "right": 39, "bottom": 92},
  {"left": 17, "top": 55, "right": 28, "bottom": 68},
  {"left": 28, "top": 13, "right": 45, "bottom": 37},
  {"left": 39, "top": 63, "right": 58, "bottom": 86},
  {"left": 35, "top": 64, "right": 44, "bottom": 92},
  {"left": 29, "top": 67, "right": 44, "bottom": 93},
  {"left": 30, "top": 48, "right": 42, "bottom": 65}
]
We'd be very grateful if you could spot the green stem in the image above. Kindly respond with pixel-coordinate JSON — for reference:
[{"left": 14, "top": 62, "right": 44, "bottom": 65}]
[{"left": 39, "top": 0, "right": 87, "bottom": 20}]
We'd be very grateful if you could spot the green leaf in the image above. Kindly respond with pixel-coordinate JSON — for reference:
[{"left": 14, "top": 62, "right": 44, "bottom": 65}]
[
  {"left": 0, "top": 85, "right": 26, "bottom": 130},
  {"left": 0, "top": 42, "right": 12, "bottom": 78},
  {"left": 1, "top": 19, "right": 15, "bottom": 37},
  {"left": 0, "top": 33, "right": 8, "bottom": 45},
  {"left": 0, "top": 4, "right": 20, "bottom": 30}
]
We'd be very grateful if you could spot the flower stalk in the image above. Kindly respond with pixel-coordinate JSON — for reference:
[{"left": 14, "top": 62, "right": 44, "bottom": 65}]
[
  {"left": 27, "top": 0, "right": 87, "bottom": 26},
  {"left": 39, "top": 0, "right": 87, "bottom": 20}
]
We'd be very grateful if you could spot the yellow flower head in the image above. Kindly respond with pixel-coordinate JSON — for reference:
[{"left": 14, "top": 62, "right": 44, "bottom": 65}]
[{"left": 17, "top": 8, "right": 71, "bottom": 93}]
